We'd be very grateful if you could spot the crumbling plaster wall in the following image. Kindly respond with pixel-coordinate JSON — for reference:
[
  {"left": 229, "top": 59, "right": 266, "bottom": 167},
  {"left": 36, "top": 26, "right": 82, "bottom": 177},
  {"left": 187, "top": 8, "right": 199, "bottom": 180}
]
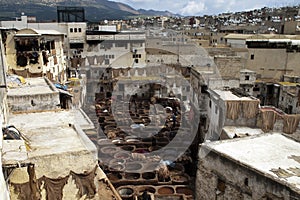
[
  {"left": 278, "top": 86, "right": 299, "bottom": 114},
  {"left": 196, "top": 149, "right": 297, "bottom": 200},
  {"left": 5, "top": 32, "right": 65, "bottom": 81},
  {"left": 7, "top": 92, "right": 60, "bottom": 112}
]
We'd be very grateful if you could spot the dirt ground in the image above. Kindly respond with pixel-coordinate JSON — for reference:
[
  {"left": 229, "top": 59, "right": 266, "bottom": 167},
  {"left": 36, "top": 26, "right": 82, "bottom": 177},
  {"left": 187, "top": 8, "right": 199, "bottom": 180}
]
[{"left": 97, "top": 179, "right": 119, "bottom": 200}]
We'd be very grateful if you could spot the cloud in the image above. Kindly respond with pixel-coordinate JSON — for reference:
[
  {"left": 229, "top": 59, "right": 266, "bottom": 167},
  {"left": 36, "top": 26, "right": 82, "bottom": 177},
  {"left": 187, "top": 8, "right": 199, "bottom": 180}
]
[
  {"left": 115, "top": 0, "right": 299, "bottom": 16},
  {"left": 180, "top": 1, "right": 206, "bottom": 16}
]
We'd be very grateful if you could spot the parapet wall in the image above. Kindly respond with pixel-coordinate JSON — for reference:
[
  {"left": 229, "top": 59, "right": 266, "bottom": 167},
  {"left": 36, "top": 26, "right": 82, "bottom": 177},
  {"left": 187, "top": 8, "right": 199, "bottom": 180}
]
[
  {"left": 256, "top": 106, "right": 300, "bottom": 141},
  {"left": 7, "top": 77, "right": 60, "bottom": 113},
  {"left": 196, "top": 149, "right": 300, "bottom": 199},
  {"left": 7, "top": 93, "right": 60, "bottom": 112}
]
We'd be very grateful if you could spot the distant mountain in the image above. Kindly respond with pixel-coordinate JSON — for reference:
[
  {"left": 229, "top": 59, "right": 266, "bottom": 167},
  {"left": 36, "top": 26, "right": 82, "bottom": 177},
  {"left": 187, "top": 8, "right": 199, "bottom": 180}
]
[
  {"left": 94, "top": 0, "right": 139, "bottom": 15},
  {"left": 0, "top": 0, "right": 178, "bottom": 21},
  {"left": 138, "top": 9, "right": 181, "bottom": 17}
]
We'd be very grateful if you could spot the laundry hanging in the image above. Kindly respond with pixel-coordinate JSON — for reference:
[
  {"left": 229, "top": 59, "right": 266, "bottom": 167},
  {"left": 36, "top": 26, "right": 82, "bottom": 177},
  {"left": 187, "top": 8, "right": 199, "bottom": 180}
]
[
  {"left": 38, "top": 175, "right": 69, "bottom": 200},
  {"left": 261, "top": 110, "right": 277, "bottom": 132},
  {"left": 70, "top": 166, "right": 97, "bottom": 199},
  {"left": 87, "top": 56, "right": 94, "bottom": 65},
  {"left": 226, "top": 101, "right": 240, "bottom": 120},
  {"left": 242, "top": 100, "right": 260, "bottom": 119},
  {"left": 96, "top": 56, "right": 104, "bottom": 65},
  {"left": 112, "top": 69, "right": 120, "bottom": 78},
  {"left": 282, "top": 114, "right": 300, "bottom": 134},
  {"left": 11, "top": 165, "right": 41, "bottom": 200}
]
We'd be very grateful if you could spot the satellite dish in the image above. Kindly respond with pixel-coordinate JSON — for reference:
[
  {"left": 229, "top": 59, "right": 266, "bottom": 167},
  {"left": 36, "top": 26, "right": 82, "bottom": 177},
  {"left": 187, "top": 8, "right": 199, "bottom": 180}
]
[{"left": 104, "top": 20, "right": 108, "bottom": 24}]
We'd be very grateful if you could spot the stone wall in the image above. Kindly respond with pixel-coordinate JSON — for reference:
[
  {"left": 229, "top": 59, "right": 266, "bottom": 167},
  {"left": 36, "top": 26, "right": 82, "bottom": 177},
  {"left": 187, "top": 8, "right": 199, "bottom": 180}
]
[
  {"left": 206, "top": 47, "right": 236, "bottom": 57},
  {"left": 246, "top": 48, "right": 300, "bottom": 80},
  {"left": 214, "top": 56, "right": 243, "bottom": 79},
  {"left": 0, "top": 101, "right": 10, "bottom": 200},
  {"left": 0, "top": 31, "right": 11, "bottom": 200},
  {"left": 278, "top": 85, "right": 300, "bottom": 114},
  {"left": 7, "top": 92, "right": 60, "bottom": 112},
  {"left": 146, "top": 39, "right": 214, "bottom": 66},
  {"left": 109, "top": 65, "right": 191, "bottom": 100},
  {"left": 196, "top": 149, "right": 299, "bottom": 200},
  {"left": 82, "top": 41, "right": 146, "bottom": 68},
  {"left": 208, "top": 78, "right": 240, "bottom": 90}
]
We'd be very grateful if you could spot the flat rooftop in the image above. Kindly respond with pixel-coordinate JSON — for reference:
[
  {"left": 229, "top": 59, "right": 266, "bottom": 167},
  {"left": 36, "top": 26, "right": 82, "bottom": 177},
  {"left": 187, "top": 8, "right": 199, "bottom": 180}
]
[
  {"left": 214, "top": 90, "right": 253, "bottom": 101},
  {"left": 4, "top": 109, "right": 97, "bottom": 178},
  {"left": 225, "top": 33, "right": 300, "bottom": 40},
  {"left": 9, "top": 109, "right": 86, "bottom": 129},
  {"left": 2, "top": 140, "right": 28, "bottom": 166},
  {"left": 202, "top": 133, "right": 300, "bottom": 193},
  {"left": 222, "top": 126, "right": 264, "bottom": 138},
  {"left": 279, "top": 82, "right": 299, "bottom": 87},
  {"left": 6, "top": 108, "right": 94, "bottom": 130},
  {"left": 7, "top": 77, "right": 57, "bottom": 96},
  {"left": 240, "top": 69, "right": 256, "bottom": 73}
]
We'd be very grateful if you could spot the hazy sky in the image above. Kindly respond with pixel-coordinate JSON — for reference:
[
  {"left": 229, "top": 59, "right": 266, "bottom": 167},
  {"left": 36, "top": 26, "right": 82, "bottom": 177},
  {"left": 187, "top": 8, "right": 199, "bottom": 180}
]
[{"left": 115, "top": 0, "right": 299, "bottom": 16}]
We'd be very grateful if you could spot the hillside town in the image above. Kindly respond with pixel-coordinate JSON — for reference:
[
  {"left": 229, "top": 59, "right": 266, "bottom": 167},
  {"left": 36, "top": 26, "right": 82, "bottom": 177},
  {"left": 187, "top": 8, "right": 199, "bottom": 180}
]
[{"left": 0, "top": 4, "right": 300, "bottom": 200}]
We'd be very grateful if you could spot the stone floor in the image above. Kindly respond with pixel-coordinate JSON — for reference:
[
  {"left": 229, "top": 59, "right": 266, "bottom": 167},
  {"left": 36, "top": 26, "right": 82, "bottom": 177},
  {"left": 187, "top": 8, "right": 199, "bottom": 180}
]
[{"left": 83, "top": 97, "right": 196, "bottom": 200}]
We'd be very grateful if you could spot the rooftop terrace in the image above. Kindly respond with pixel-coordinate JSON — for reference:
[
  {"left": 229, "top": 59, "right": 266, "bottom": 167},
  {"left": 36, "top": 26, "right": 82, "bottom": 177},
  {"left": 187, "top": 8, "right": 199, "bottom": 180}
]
[{"left": 202, "top": 133, "right": 300, "bottom": 193}]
